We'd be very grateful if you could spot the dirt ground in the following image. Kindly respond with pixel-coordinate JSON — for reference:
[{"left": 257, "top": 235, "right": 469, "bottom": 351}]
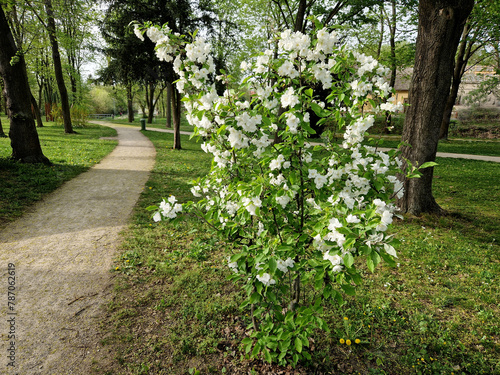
[{"left": 0, "top": 122, "right": 155, "bottom": 374}]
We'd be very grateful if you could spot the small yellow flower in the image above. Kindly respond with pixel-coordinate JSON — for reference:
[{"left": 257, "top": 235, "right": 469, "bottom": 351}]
[
  {"left": 126, "top": 260, "right": 130, "bottom": 263},
  {"left": 346, "top": 339, "right": 352, "bottom": 346},
  {"left": 344, "top": 317, "right": 349, "bottom": 320},
  {"left": 115, "top": 266, "right": 119, "bottom": 270},
  {"left": 355, "top": 339, "right": 361, "bottom": 344},
  {"left": 339, "top": 338, "right": 345, "bottom": 344}
]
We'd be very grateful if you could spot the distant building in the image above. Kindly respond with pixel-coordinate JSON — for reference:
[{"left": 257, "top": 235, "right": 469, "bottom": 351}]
[{"left": 392, "top": 66, "right": 500, "bottom": 114}]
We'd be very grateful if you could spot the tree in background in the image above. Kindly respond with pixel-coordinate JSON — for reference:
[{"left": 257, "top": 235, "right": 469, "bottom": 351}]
[
  {"left": 397, "top": 0, "right": 474, "bottom": 214},
  {"left": 101, "top": 0, "right": 214, "bottom": 149},
  {"left": 58, "top": 0, "right": 96, "bottom": 105},
  {"left": 439, "top": 0, "right": 500, "bottom": 139},
  {"left": 0, "top": 4, "right": 49, "bottom": 164},
  {"left": 43, "top": 0, "right": 74, "bottom": 133}
]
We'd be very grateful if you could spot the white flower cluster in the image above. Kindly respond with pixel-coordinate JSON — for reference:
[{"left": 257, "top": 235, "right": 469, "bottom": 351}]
[
  {"left": 153, "top": 196, "right": 182, "bottom": 221},
  {"left": 277, "top": 257, "right": 295, "bottom": 272},
  {"left": 256, "top": 272, "right": 276, "bottom": 286},
  {"left": 138, "top": 21, "right": 404, "bottom": 297}
]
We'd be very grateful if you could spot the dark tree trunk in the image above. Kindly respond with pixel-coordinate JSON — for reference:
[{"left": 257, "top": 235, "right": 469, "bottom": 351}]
[
  {"left": 146, "top": 81, "right": 155, "bottom": 124},
  {"left": 0, "top": 116, "right": 6, "bottom": 138},
  {"left": 439, "top": 22, "right": 472, "bottom": 140},
  {"left": 0, "top": 7, "right": 50, "bottom": 164},
  {"left": 126, "top": 82, "right": 134, "bottom": 123},
  {"left": 397, "top": 0, "right": 474, "bottom": 215},
  {"left": 31, "top": 93, "right": 44, "bottom": 128},
  {"left": 165, "top": 82, "right": 172, "bottom": 128},
  {"left": 44, "top": 0, "right": 74, "bottom": 134},
  {"left": 294, "top": 0, "right": 307, "bottom": 32},
  {"left": 172, "top": 87, "right": 181, "bottom": 150}
]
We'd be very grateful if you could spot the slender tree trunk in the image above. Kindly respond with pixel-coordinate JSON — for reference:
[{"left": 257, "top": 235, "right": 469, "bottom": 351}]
[
  {"left": 31, "top": 93, "right": 44, "bottom": 128},
  {"left": 126, "top": 81, "right": 134, "bottom": 122},
  {"left": 172, "top": 88, "right": 182, "bottom": 150},
  {"left": 0, "top": 7, "right": 50, "bottom": 164},
  {"left": 147, "top": 81, "right": 155, "bottom": 124},
  {"left": 439, "top": 22, "right": 472, "bottom": 140},
  {"left": 397, "top": 0, "right": 473, "bottom": 215},
  {"left": 44, "top": 0, "right": 74, "bottom": 134},
  {"left": 165, "top": 81, "right": 172, "bottom": 128}
]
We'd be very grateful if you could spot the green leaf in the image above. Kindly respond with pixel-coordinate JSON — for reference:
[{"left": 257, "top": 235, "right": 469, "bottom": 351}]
[
  {"left": 343, "top": 253, "right": 354, "bottom": 268},
  {"left": 269, "top": 258, "right": 277, "bottom": 273},
  {"left": 310, "top": 102, "right": 325, "bottom": 117},
  {"left": 371, "top": 251, "right": 381, "bottom": 268},
  {"left": 341, "top": 284, "right": 356, "bottom": 296},
  {"left": 263, "top": 348, "right": 272, "bottom": 363},
  {"left": 295, "top": 337, "right": 303, "bottom": 353},
  {"left": 249, "top": 292, "right": 261, "bottom": 304},
  {"left": 419, "top": 161, "right": 438, "bottom": 169},
  {"left": 367, "top": 257, "right": 375, "bottom": 272},
  {"left": 251, "top": 342, "right": 261, "bottom": 357}
]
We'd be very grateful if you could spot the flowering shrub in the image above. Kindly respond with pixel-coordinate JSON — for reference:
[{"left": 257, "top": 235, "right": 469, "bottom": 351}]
[{"left": 139, "top": 21, "right": 423, "bottom": 366}]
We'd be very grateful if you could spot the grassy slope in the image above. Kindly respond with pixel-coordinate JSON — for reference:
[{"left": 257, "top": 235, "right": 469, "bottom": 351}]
[
  {"left": 95, "top": 131, "right": 500, "bottom": 375},
  {"left": 0, "top": 119, "right": 117, "bottom": 227}
]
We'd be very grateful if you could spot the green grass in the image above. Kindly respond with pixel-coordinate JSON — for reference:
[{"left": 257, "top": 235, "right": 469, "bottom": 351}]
[
  {"left": 366, "top": 137, "right": 500, "bottom": 157},
  {"left": 109, "top": 115, "right": 500, "bottom": 156},
  {"left": 108, "top": 115, "right": 195, "bottom": 133},
  {"left": 0, "top": 119, "right": 117, "bottom": 227},
  {"left": 93, "top": 131, "right": 500, "bottom": 375}
]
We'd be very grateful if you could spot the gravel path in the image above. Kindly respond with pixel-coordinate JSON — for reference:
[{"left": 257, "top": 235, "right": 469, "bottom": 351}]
[{"left": 0, "top": 123, "right": 155, "bottom": 374}]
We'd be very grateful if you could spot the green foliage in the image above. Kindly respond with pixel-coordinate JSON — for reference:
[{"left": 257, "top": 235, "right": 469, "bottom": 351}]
[
  {"left": 88, "top": 86, "right": 115, "bottom": 114},
  {"left": 95, "top": 130, "right": 500, "bottom": 374}
]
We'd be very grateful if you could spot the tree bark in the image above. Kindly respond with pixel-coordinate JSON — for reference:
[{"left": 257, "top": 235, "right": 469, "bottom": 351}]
[
  {"left": 397, "top": 0, "right": 474, "bottom": 215},
  {"left": 126, "top": 81, "right": 134, "bottom": 123},
  {"left": 31, "top": 93, "right": 44, "bottom": 128},
  {"left": 439, "top": 22, "right": 472, "bottom": 140},
  {"left": 146, "top": 81, "right": 155, "bottom": 124},
  {"left": 172, "top": 87, "right": 182, "bottom": 150},
  {"left": 44, "top": 0, "right": 74, "bottom": 134},
  {"left": 165, "top": 82, "right": 172, "bottom": 128},
  {"left": 0, "top": 6, "right": 50, "bottom": 164}
]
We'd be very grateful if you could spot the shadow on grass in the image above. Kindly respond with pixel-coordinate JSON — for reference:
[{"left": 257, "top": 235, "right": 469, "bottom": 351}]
[{"left": 0, "top": 158, "right": 87, "bottom": 227}]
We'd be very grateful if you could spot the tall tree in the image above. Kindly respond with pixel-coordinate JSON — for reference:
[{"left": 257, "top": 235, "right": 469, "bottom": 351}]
[
  {"left": 0, "top": 5, "right": 49, "bottom": 164},
  {"left": 102, "top": 0, "right": 212, "bottom": 149},
  {"left": 397, "top": 0, "right": 474, "bottom": 215},
  {"left": 439, "top": 0, "right": 500, "bottom": 139},
  {"left": 43, "top": 0, "right": 74, "bottom": 133}
]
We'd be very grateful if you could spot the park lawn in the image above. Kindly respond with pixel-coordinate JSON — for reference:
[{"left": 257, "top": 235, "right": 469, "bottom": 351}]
[
  {"left": 0, "top": 119, "right": 117, "bottom": 228},
  {"left": 109, "top": 115, "right": 195, "bottom": 133},
  {"left": 108, "top": 115, "right": 500, "bottom": 156},
  {"left": 365, "top": 137, "right": 500, "bottom": 157},
  {"left": 95, "top": 131, "right": 500, "bottom": 375}
]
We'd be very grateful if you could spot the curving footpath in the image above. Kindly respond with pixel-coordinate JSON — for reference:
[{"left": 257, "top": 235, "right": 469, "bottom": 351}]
[{"left": 0, "top": 123, "right": 155, "bottom": 374}]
